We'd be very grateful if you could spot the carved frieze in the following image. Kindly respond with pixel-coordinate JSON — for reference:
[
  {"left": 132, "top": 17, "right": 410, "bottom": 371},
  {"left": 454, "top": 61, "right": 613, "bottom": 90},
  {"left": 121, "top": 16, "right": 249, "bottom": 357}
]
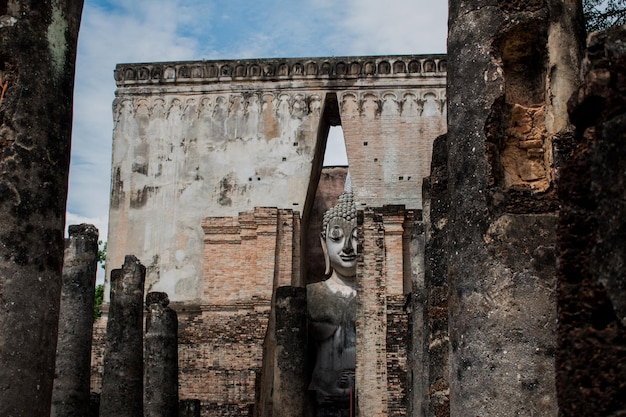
[
  {"left": 113, "top": 92, "right": 327, "bottom": 126},
  {"left": 338, "top": 89, "right": 446, "bottom": 118},
  {"left": 114, "top": 55, "right": 446, "bottom": 86}
]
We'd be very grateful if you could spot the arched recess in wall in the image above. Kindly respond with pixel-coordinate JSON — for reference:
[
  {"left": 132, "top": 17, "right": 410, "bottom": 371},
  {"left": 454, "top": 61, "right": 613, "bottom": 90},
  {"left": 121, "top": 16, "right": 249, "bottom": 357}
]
[{"left": 301, "top": 92, "right": 349, "bottom": 285}]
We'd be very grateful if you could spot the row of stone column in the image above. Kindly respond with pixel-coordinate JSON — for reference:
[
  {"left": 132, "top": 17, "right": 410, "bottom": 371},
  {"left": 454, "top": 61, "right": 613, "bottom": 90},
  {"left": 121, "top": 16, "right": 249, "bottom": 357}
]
[{"left": 50, "top": 227, "right": 183, "bottom": 417}]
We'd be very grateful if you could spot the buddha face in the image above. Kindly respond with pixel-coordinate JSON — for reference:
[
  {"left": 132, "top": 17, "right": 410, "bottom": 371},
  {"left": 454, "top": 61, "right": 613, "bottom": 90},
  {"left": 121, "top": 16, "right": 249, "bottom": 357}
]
[{"left": 324, "top": 217, "right": 357, "bottom": 277}]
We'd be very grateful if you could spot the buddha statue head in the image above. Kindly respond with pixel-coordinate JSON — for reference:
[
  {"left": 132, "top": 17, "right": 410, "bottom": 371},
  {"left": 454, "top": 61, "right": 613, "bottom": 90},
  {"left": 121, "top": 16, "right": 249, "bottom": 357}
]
[{"left": 321, "top": 176, "right": 357, "bottom": 280}]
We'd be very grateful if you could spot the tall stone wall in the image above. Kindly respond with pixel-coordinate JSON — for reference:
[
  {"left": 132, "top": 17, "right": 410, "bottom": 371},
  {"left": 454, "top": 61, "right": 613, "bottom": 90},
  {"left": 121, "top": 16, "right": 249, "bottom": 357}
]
[
  {"left": 444, "top": 1, "right": 583, "bottom": 416},
  {"left": 107, "top": 55, "right": 446, "bottom": 304}
]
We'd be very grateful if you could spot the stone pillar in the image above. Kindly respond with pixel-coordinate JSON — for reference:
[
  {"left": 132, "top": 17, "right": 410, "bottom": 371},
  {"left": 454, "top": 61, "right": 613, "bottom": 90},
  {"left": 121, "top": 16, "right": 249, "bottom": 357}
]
[
  {"left": 99, "top": 256, "right": 146, "bottom": 417},
  {"left": 271, "top": 286, "right": 308, "bottom": 417},
  {"left": 422, "top": 134, "right": 450, "bottom": 417},
  {"left": 144, "top": 292, "right": 179, "bottom": 417},
  {"left": 557, "top": 26, "right": 626, "bottom": 416},
  {"left": 446, "top": 1, "right": 583, "bottom": 416},
  {"left": 51, "top": 224, "right": 99, "bottom": 417},
  {"left": 0, "top": 2, "right": 83, "bottom": 416}
]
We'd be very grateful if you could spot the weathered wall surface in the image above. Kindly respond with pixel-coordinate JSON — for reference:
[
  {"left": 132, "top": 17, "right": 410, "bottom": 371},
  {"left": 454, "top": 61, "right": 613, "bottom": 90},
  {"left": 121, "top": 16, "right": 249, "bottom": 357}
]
[
  {"left": 556, "top": 26, "right": 626, "bottom": 416},
  {"left": 445, "top": 1, "right": 583, "bottom": 416},
  {"left": 107, "top": 55, "right": 446, "bottom": 303}
]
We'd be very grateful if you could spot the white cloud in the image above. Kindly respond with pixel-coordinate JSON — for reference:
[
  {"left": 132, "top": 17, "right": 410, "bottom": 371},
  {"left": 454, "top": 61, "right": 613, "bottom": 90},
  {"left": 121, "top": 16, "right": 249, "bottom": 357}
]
[
  {"left": 67, "top": 0, "right": 203, "bottom": 229},
  {"left": 340, "top": 0, "right": 448, "bottom": 54}
]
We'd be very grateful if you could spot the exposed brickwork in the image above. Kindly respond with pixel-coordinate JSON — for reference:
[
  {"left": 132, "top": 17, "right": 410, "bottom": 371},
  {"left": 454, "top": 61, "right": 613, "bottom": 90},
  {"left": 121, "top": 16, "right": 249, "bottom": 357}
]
[
  {"left": 178, "top": 306, "right": 269, "bottom": 416},
  {"left": 386, "top": 295, "right": 408, "bottom": 417},
  {"left": 357, "top": 207, "right": 411, "bottom": 417},
  {"left": 341, "top": 98, "right": 445, "bottom": 210},
  {"left": 90, "top": 315, "right": 107, "bottom": 394},
  {"left": 357, "top": 208, "right": 388, "bottom": 417},
  {"left": 189, "top": 207, "right": 298, "bottom": 415}
]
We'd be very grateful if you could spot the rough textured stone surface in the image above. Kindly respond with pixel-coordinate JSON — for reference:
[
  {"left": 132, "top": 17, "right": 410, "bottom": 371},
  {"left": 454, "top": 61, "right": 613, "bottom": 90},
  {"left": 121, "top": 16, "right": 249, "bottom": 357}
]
[
  {"left": 556, "top": 25, "right": 626, "bottom": 416},
  {"left": 144, "top": 292, "right": 179, "bottom": 417},
  {"left": 258, "top": 286, "right": 309, "bottom": 417},
  {"left": 401, "top": 213, "right": 424, "bottom": 417},
  {"left": 99, "top": 256, "right": 146, "bottom": 417},
  {"left": 106, "top": 55, "right": 446, "bottom": 304},
  {"left": 445, "top": 1, "right": 583, "bottom": 416},
  {"left": 422, "top": 134, "right": 450, "bottom": 417},
  {"left": 0, "top": 2, "right": 83, "bottom": 416},
  {"left": 52, "top": 224, "right": 99, "bottom": 417}
]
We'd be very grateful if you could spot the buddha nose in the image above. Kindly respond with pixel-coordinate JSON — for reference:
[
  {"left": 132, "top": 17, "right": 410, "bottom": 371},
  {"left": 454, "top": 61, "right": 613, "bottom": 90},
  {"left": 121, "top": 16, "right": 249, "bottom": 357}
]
[{"left": 343, "top": 236, "right": 355, "bottom": 254}]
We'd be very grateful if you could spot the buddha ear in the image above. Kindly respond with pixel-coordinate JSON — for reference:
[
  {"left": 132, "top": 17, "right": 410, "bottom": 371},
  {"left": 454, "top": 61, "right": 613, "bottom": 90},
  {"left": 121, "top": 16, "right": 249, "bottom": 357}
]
[{"left": 320, "top": 233, "right": 331, "bottom": 276}]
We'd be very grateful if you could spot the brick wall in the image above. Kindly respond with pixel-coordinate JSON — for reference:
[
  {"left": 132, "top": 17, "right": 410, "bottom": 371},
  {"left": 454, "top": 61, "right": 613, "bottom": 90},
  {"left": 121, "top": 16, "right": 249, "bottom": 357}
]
[
  {"left": 387, "top": 295, "right": 408, "bottom": 417},
  {"left": 178, "top": 306, "right": 269, "bottom": 416}
]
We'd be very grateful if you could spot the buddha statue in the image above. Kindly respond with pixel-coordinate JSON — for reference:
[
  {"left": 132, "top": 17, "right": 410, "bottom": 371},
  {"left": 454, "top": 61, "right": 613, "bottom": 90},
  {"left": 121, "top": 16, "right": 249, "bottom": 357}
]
[{"left": 307, "top": 180, "right": 357, "bottom": 416}]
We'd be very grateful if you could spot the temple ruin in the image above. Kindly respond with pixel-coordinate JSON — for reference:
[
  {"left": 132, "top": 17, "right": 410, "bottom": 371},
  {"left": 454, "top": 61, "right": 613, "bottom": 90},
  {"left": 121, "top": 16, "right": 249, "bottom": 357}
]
[
  {"left": 1, "top": 1, "right": 625, "bottom": 417},
  {"left": 94, "top": 54, "right": 446, "bottom": 416}
]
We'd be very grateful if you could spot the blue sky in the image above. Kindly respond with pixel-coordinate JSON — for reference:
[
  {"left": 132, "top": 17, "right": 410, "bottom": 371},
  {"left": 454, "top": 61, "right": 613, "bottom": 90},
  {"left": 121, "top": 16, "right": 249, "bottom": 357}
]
[{"left": 66, "top": 0, "right": 448, "bottom": 279}]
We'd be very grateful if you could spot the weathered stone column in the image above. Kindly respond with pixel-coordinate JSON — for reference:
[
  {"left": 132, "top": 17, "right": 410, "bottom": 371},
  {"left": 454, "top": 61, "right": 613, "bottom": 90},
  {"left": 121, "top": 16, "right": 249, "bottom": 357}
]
[
  {"left": 0, "top": 2, "right": 83, "bottom": 416},
  {"left": 271, "top": 286, "right": 308, "bottom": 417},
  {"left": 144, "top": 292, "right": 179, "bottom": 417},
  {"left": 446, "top": 1, "right": 583, "bottom": 416},
  {"left": 51, "top": 224, "right": 99, "bottom": 417},
  {"left": 557, "top": 26, "right": 626, "bottom": 416},
  {"left": 425, "top": 135, "right": 451, "bottom": 417},
  {"left": 414, "top": 134, "right": 449, "bottom": 417},
  {"left": 99, "top": 255, "right": 146, "bottom": 417}
]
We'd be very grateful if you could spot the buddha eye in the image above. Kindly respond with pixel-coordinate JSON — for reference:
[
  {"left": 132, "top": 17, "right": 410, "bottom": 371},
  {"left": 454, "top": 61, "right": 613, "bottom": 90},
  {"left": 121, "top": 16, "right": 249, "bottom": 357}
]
[
  {"left": 351, "top": 228, "right": 357, "bottom": 239},
  {"left": 329, "top": 227, "right": 344, "bottom": 241}
]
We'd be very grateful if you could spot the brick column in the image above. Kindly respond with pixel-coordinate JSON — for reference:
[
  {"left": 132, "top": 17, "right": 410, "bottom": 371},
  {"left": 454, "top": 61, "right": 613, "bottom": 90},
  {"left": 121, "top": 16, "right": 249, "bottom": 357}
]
[
  {"left": 99, "top": 256, "right": 146, "bottom": 417},
  {"left": 144, "top": 292, "right": 179, "bottom": 417},
  {"left": 356, "top": 208, "right": 387, "bottom": 417},
  {"left": 51, "top": 224, "right": 99, "bottom": 417}
]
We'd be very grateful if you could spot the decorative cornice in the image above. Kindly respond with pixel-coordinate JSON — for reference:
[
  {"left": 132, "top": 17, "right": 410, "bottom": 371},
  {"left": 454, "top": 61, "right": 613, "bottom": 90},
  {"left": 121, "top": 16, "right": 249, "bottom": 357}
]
[{"left": 115, "top": 54, "right": 446, "bottom": 86}]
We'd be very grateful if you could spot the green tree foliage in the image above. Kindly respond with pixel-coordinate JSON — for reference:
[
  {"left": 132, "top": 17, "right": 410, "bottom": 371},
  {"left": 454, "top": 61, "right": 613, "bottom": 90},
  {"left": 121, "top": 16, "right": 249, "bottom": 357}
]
[
  {"left": 584, "top": 0, "right": 626, "bottom": 32},
  {"left": 94, "top": 240, "right": 106, "bottom": 321},
  {"left": 94, "top": 284, "right": 104, "bottom": 321},
  {"left": 97, "top": 240, "right": 107, "bottom": 270}
]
